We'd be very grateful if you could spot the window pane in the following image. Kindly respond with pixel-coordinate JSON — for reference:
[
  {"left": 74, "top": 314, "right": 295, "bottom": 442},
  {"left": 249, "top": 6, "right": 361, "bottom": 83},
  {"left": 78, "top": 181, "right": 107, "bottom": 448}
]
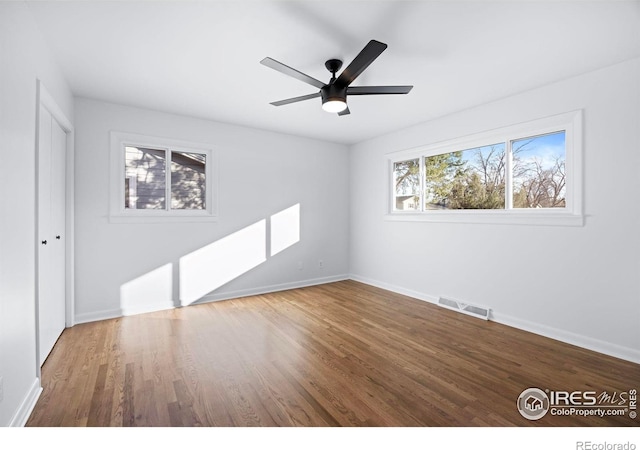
[
  {"left": 424, "top": 143, "right": 505, "bottom": 210},
  {"left": 171, "top": 152, "right": 206, "bottom": 210},
  {"left": 393, "top": 159, "right": 420, "bottom": 211},
  {"left": 125, "top": 146, "right": 166, "bottom": 209},
  {"left": 512, "top": 131, "right": 566, "bottom": 208}
]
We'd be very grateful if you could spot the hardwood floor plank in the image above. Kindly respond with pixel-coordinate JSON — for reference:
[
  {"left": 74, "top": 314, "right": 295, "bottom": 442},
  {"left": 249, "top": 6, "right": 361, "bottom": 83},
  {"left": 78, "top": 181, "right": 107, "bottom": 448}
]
[
  {"left": 86, "top": 364, "right": 111, "bottom": 426},
  {"left": 122, "top": 362, "right": 135, "bottom": 426},
  {"left": 26, "top": 280, "right": 640, "bottom": 427},
  {"left": 270, "top": 358, "right": 341, "bottom": 427}
]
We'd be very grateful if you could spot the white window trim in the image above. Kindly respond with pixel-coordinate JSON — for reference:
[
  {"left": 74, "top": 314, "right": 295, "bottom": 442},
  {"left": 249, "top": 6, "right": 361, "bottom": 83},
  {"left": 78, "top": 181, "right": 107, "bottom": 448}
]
[
  {"left": 386, "top": 110, "right": 583, "bottom": 226},
  {"left": 109, "top": 131, "right": 218, "bottom": 223}
]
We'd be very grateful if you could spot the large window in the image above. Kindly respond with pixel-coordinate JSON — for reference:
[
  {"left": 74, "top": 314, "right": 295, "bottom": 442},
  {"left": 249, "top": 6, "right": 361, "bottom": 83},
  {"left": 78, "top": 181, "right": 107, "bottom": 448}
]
[
  {"left": 111, "top": 132, "right": 217, "bottom": 222},
  {"left": 388, "top": 111, "right": 582, "bottom": 226},
  {"left": 423, "top": 142, "right": 507, "bottom": 210}
]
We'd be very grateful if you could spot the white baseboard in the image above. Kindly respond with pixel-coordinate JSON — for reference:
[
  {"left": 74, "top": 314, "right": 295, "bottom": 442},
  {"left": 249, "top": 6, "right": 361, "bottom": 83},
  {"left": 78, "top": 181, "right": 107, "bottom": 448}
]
[
  {"left": 10, "top": 378, "right": 42, "bottom": 427},
  {"left": 349, "top": 274, "right": 640, "bottom": 364},
  {"left": 74, "top": 274, "right": 351, "bottom": 323},
  {"left": 75, "top": 304, "right": 178, "bottom": 324},
  {"left": 349, "top": 274, "right": 440, "bottom": 304},
  {"left": 490, "top": 311, "right": 640, "bottom": 364},
  {"left": 75, "top": 308, "right": 123, "bottom": 325},
  {"left": 192, "top": 274, "right": 350, "bottom": 305}
]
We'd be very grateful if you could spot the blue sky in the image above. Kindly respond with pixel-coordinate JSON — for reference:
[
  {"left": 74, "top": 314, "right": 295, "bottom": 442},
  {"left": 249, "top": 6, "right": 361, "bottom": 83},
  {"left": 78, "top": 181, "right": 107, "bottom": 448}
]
[
  {"left": 459, "top": 143, "right": 505, "bottom": 166},
  {"left": 457, "top": 131, "right": 565, "bottom": 169},
  {"left": 514, "top": 131, "right": 565, "bottom": 167}
]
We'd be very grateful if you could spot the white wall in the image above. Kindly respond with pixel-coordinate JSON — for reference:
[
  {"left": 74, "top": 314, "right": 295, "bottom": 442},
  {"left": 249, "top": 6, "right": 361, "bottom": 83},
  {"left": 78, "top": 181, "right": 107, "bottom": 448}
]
[
  {"left": 74, "top": 98, "right": 349, "bottom": 322},
  {"left": 349, "top": 57, "right": 640, "bottom": 363},
  {"left": 1, "top": 4, "right": 635, "bottom": 429},
  {"left": 0, "top": 2, "right": 74, "bottom": 426}
]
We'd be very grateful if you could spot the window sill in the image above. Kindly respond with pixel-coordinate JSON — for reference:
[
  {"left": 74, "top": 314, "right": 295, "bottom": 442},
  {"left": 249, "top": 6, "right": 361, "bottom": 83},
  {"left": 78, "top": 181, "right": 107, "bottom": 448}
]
[
  {"left": 109, "top": 212, "right": 219, "bottom": 224},
  {"left": 384, "top": 210, "right": 583, "bottom": 227}
]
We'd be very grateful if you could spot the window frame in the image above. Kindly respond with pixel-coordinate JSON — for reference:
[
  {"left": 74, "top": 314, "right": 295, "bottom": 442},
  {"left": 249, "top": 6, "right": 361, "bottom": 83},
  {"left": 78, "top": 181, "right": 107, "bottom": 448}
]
[
  {"left": 386, "top": 110, "right": 583, "bottom": 226},
  {"left": 109, "top": 131, "right": 218, "bottom": 223}
]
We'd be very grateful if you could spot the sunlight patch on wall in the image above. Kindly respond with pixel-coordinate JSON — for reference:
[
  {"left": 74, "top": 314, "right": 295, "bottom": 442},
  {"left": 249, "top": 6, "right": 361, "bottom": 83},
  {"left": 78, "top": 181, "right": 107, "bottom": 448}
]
[
  {"left": 270, "top": 203, "right": 300, "bottom": 257},
  {"left": 120, "top": 263, "right": 173, "bottom": 315},
  {"left": 121, "top": 204, "right": 301, "bottom": 311},
  {"left": 179, "top": 219, "right": 267, "bottom": 305}
]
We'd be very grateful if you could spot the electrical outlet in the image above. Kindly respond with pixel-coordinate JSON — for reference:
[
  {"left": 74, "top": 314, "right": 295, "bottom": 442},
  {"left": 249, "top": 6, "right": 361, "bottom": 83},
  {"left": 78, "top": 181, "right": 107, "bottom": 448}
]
[
  {"left": 318, "top": 260, "right": 324, "bottom": 268},
  {"left": 0, "top": 376, "right": 4, "bottom": 403}
]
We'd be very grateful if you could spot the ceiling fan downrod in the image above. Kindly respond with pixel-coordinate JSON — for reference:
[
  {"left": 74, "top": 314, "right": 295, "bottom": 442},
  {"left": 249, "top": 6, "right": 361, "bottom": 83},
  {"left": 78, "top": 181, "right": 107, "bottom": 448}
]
[{"left": 325, "top": 59, "right": 343, "bottom": 84}]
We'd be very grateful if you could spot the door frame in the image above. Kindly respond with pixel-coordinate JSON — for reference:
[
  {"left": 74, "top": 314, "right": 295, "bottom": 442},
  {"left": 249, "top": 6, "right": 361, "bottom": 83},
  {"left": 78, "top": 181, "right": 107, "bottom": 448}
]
[{"left": 35, "top": 80, "right": 75, "bottom": 373}]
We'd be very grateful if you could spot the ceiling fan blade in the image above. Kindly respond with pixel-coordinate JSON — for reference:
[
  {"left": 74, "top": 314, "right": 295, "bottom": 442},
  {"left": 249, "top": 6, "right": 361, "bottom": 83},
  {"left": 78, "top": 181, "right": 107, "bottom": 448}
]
[
  {"left": 335, "top": 40, "right": 387, "bottom": 88},
  {"left": 347, "top": 86, "right": 413, "bottom": 95},
  {"left": 270, "top": 92, "right": 321, "bottom": 107},
  {"left": 261, "top": 57, "right": 325, "bottom": 89},
  {"left": 338, "top": 106, "right": 351, "bottom": 116}
]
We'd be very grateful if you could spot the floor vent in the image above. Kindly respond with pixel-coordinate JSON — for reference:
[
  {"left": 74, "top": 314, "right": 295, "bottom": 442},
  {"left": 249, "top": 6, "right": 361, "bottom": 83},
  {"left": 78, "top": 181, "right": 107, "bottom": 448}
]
[{"left": 437, "top": 297, "right": 490, "bottom": 320}]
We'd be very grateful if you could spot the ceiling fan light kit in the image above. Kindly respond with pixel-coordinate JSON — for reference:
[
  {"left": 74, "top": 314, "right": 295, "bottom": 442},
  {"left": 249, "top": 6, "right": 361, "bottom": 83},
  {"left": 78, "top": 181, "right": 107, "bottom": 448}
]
[
  {"left": 261, "top": 40, "right": 413, "bottom": 116},
  {"left": 321, "top": 85, "right": 348, "bottom": 113}
]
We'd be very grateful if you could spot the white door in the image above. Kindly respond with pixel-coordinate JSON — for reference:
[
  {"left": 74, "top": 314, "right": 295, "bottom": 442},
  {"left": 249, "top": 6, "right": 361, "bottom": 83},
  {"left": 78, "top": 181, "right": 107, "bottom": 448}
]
[{"left": 38, "top": 105, "right": 67, "bottom": 365}]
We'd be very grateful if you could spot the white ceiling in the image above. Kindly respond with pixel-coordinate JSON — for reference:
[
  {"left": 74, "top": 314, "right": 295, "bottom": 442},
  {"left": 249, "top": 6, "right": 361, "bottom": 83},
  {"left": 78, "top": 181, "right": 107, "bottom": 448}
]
[{"left": 27, "top": 0, "right": 640, "bottom": 145}]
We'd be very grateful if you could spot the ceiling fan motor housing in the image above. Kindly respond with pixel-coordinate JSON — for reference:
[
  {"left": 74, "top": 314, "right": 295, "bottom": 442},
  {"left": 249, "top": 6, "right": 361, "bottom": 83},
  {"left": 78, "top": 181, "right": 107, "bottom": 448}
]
[{"left": 321, "top": 83, "right": 347, "bottom": 104}]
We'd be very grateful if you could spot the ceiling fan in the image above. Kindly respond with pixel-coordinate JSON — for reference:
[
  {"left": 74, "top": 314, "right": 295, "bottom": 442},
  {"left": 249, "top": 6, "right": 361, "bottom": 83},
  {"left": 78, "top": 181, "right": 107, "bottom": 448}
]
[{"left": 260, "top": 39, "right": 413, "bottom": 116}]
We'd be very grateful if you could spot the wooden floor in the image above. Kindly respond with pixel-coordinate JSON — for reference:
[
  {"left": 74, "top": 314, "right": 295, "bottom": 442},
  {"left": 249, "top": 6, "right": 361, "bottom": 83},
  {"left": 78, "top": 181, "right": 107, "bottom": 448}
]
[{"left": 27, "top": 280, "right": 639, "bottom": 427}]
